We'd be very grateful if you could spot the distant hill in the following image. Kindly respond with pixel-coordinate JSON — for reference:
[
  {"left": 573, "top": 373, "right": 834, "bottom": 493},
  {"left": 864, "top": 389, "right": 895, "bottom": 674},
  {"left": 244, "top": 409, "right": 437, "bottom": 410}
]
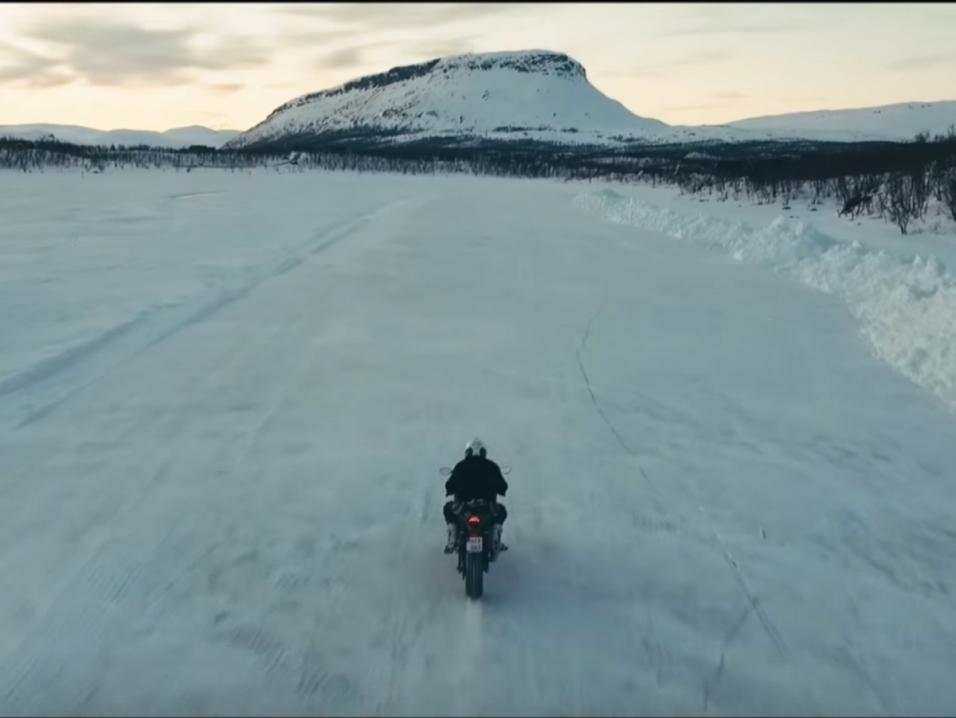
[
  {"left": 725, "top": 101, "right": 956, "bottom": 143},
  {"left": 0, "top": 124, "right": 240, "bottom": 149}
]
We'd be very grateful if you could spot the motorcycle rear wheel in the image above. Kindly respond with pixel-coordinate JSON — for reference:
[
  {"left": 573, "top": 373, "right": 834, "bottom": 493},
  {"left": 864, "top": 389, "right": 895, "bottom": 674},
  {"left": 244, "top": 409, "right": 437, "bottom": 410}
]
[{"left": 465, "top": 551, "right": 484, "bottom": 599}]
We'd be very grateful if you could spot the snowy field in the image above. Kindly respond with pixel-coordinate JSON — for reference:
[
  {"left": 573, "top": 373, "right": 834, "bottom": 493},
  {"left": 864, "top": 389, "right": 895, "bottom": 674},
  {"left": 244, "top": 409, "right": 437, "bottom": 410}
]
[{"left": 1, "top": 167, "right": 955, "bottom": 716}]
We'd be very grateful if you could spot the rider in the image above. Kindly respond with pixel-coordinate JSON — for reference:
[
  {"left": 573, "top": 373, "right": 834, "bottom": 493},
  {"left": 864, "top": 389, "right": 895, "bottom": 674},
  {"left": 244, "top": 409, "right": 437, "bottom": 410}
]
[{"left": 444, "top": 437, "right": 508, "bottom": 554}]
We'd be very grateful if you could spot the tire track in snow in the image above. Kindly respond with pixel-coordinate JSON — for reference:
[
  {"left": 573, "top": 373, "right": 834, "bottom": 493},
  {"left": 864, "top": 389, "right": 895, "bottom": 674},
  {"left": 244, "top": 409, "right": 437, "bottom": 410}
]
[
  {"left": 0, "top": 314, "right": 144, "bottom": 398},
  {"left": 219, "top": 307, "right": 316, "bottom": 490},
  {"left": 0, "top": 285, "right": 276, "bottom": 514},
  {"left": 193, "top": 273, "right": 434, "bottom": 714},
  {"left": 1, "top": 199, "right": 423, "bottom": 713},
  {"left": 6, "top": 200, "right": 409, "bottom": 431},
  {"left": 446, "top": 601, "right": 486, "bottom": 713},
  {"left": 702, "top": 603, "right": 752, "bottom": 711},
  {"left": 2, "top": 546, "right": 168, "bottom": 714},
  {"left": 0, "top": 320, "right": 255, "bottom": 590},
  {"left": 574, "top": 300, "right": 789, "bottom": 665},
  {"left": 575, "top": 299, "right": 663, "bottom": 511},
  {"left": 12, "top": 210, "right": 365, "bottom": 429},
  {"left": 372, "top": 474, "right": 453, "bottom": 712},
  {"left": 0, "top": 322, "right": 278, "bottom": 712},
  {"left": 169, "top": 191, "right": 223, "bottom": 201},
  {"left": 141, "top": 266, "right": 370, "bottom": 711},
  {"left": 700, "top": 509, "right": 788, "bottom": 656}
]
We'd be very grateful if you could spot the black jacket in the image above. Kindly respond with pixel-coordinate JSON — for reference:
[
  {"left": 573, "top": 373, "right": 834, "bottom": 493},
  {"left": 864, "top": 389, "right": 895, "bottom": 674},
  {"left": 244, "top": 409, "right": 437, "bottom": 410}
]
[{"left": 445, "top": 455, "right": 508, "bottom": 502}]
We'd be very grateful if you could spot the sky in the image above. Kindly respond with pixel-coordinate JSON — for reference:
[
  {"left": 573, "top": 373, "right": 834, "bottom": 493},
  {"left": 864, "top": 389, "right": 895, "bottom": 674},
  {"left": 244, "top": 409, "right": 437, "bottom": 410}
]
[{"left": 1, "top": 2, "right": 955, "bottom": 132}]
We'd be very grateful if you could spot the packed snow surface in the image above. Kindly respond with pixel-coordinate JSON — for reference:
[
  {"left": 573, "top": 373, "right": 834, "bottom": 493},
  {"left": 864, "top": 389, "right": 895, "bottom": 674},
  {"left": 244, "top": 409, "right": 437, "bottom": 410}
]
[{"left": 1, "top": 168, "right": 955, "bottom": 716}]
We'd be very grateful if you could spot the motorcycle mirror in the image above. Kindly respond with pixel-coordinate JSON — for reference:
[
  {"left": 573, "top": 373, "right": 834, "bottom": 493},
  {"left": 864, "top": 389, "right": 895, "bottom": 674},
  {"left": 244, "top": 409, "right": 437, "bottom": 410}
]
[
  {"left": 439, "top": 466, "right": 452, "bottom": 477},
  {"left": 502, "top": 465, "right": 512, "bottom": 475}
]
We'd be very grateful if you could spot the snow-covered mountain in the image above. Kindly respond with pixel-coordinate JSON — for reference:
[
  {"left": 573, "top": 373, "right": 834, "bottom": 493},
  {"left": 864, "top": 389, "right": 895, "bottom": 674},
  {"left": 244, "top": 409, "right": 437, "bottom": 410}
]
[
  {"left": 225, "top": 50, "right": 671, "bottom": 150},
  {"left": 726, "top": 101, "right": 956, "bottom": 143},
  {"left": 0, "top": 124, "right": 240, "bottom": 149},
  {"left": 226, "top": 48, "right": 956, "bottom": 150},
  {"left": 4, "top": 49, "right": 953, "bottom": 151}
]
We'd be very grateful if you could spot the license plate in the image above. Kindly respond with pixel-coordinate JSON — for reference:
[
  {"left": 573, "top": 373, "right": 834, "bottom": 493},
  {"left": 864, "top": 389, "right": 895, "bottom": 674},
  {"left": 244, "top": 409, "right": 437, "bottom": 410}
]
[{"left": 466, "top": 536, "right": 483, "bottom": 553}]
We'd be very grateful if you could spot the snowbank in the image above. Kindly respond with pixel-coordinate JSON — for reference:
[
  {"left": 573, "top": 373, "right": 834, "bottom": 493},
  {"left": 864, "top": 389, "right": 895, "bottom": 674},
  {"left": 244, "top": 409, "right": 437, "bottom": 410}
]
[{"left": 575, "top": 189, "right": 956, "bottom": 410}]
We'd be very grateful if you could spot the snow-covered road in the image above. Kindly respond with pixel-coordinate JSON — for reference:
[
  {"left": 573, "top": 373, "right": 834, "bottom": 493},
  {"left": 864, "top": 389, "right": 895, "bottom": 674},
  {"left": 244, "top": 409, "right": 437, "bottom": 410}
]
[{"left": 1, "top": 169, "right": 954, "bottom": 715}]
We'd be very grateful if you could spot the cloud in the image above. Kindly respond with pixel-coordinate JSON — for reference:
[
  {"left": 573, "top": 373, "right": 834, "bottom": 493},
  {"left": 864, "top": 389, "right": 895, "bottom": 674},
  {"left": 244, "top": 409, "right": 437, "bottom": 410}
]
[
  {"left": 658, "top": 5, "right": 815, "bottom": 37},
  {"left": 278, "top": 2, "right": 524, "bottom": 29},
  {"left": 660, "top": 20, "right": 811, "bottom": 37},
  {"left": 783, "top": 96, "right": 827, "bottom": 105},
  {"left": 23, "top": 18, "right": 270, "bottom": 86},
  {"left": 886, "top": 53, "right": 956, "bottom": 72},
  {"left": 402, "top": 36, "right": 476, "bottom": 61},
  {"left": 277, "top": 4, "right": 509, "bottom": 81},
  {"left": 666, "top": 49, "right": 734, "bottom": 67},
  {"left": 663, "top": 101, "right": 740, "bottom": 112},
  {"left": 0, "top": 41, "right": 73, "bottom": 87},
  {"left": 316, "top": 35, "right": 476, "bottom": 71},
  {"left": 207, "top": 82, "right": 244, "bottom": 95},
  {"left": 267, "top": 81, "right": 311, "bottom": 91},
  {"left": 21, "top": 72, "right": 76, "bottom": 89},
  {"left": 712, "top": 91, "right": 746, "bottom": 100},
  {"left": 313, "top": 40, "right": 400, "bottom": 71},
  {"left": 661, "top": 102, "right": 727, "bottom": 112},
  {"left": 605, "top": 49, "right": 734, "bottom": 78},
  {"left": 663, "top": 85, "right": 748, "bottom": 111},
  {"left": 319, "top": 46, "right": 366, "bottom": 69},
  {"left": 279, "top": 28, "right": 367, "bottom": 47},
  {"left": 306, "top": 34, "right": 481, "bottom": 86}
]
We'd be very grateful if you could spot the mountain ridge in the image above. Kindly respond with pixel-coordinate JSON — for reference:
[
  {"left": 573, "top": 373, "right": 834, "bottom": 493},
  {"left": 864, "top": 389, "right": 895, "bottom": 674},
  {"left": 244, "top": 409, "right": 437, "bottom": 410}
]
[
  {"left": 724, "top": 100, "right": 956, "bottom": 142},
  {"left": 225, "top": 50, "right": 671, "bottom": 151},
  {"left": 4, "top": 49, "right": 954, "bottom": 151},
  {"left": 0, "top": 124, "right": 240, "bottom": 149}
]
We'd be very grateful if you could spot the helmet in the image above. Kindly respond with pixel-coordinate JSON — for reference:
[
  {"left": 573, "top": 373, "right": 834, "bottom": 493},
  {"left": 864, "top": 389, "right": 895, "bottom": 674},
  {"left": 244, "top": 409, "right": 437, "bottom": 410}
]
[{"left": 465, "top": 437, "right": 486, "bottom": 458}]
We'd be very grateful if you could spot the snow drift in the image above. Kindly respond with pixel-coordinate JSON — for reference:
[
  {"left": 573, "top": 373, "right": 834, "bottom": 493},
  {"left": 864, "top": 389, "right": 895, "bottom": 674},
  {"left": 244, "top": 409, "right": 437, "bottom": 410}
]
[{"left": 575, "top": 188, "right": 956, "bottom": 410}]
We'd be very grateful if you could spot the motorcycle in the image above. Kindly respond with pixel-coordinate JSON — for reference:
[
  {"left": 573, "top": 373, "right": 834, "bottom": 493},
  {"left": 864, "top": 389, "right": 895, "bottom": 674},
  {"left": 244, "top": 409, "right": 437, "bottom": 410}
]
[{"left": 439, "top": 465, "right": 510, "bottom": 599}]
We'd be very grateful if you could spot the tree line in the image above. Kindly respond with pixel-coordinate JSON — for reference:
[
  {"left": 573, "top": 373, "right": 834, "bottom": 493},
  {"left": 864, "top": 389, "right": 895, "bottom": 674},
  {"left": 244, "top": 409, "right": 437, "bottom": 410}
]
[{"left": 2, "top": 128, "right": 955, "bottom": 234}]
